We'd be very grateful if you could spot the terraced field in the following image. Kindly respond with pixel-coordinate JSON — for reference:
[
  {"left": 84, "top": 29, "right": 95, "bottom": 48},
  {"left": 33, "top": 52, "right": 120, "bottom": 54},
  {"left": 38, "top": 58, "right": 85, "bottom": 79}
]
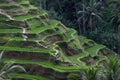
[{"left": 0, "top": 0, "right": 113, "bottom": 80}]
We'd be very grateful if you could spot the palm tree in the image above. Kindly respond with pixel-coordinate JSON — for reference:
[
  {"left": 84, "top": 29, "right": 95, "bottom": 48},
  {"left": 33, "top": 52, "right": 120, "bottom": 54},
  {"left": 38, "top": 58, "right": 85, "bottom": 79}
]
[
  {"left": 96, "top": 0, "right": 109, "bottom": 7},
  {"left": 109, "top": 0, "right": 120, "bottom": 32},
  {"left": 110, "top": 12, "right": 120, "bottom": 31},
  {"left": 39, "top": 0, "right": 47, "bottom": 10},
  {"left": 77, "top": 0, "right": 103, "bottom": 33},
  {"left": 81, "top": 66, "right": 106, "bottom": 80},
  {"left": 102, "top": 55, "right": 120, "bottom": 80}
]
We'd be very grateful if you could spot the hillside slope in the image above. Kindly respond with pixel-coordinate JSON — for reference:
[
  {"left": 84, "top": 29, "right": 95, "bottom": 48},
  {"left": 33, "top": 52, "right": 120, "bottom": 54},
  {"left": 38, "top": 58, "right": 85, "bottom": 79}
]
[{"left": 0, "top": 0, "right": 115, "bottom": 80}]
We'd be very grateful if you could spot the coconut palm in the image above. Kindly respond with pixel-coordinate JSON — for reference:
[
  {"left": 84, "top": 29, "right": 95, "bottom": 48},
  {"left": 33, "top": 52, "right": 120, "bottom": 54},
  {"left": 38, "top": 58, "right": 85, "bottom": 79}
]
[
  {"left": 77, "top": 0, "right": 103, "bottom": 33},
  {"left": 39, "top": 0, "right": 47, "bottom": 9},
  {"left": 110, "top": 11, "right": 120, "bottom": 31},
  {"left": 107, "top": 0, "right": 120, "bottom": 31}
]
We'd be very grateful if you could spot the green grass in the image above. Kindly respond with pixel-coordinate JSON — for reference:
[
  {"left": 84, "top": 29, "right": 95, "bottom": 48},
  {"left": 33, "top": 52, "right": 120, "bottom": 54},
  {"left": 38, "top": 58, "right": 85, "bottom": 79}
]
[
  {"left": 0, "top": 3, "right": 21, "bottom": 10},
  {"left": 54, "top": 28, "right": 78, "bottom": 46},
  {"left": 9, "top": 73, "right": 48, "bottom": 80},
  {"left": 34, "top": 30, "right": 63, "bottom": 42},
  {"left": 64, "top": 29, "right": 75, "bottom": 41},
  {"left": 0, "top": 14, "right": 10, "bottom": 21},
  {"left": 19, "top": 0, "right": 29, "bottom": 5},
  {"left": 1, "top": 36, "right": 37, "bottom": 41},
  {"left": 62, "top": 29, "right": 76, "bottom": 42},
  {"left": 39, "top": 9, "right": 48, "bottom": 16},
  {"left": 68, "top": 52, "right": 88, "bottom": 66},
  {"left": 67, "top": 44, "right": 106, "bottom": 66},
  {"left": 13, "top": 14, "right": 37, "bottom": 21},
  {"left": 0, "top": 22, "right": 19, "bottom": 29},
  {"left": 87, "top": 44, "right": 106, "bottom": 57},
  {"left": 4, "top": 59, "right": 85, "bottom": 72},
  {"left": 27, "top": 20, "right": 60, "bottom": 34},
  {"left": 43, "top": 29, "right": 64, "bottom": 41},
  {"left": 0, "top": 20, "right": 59, "bottom": 34},
  {"left": 0, "top": 46, "right": 54, "bottom": 54},
  {"left": 26, "top": 18, "right": 44, "bottom": 29},
  {"left": 0, "top": 29, "right": 22, "bottom": 33},
  {"left": 0, "top": 3, "right": 19, "bottom": 7},
  {"left": 79, "top": 36, "right": 95, "bottom": 46},
  {"left": 28, "top": 5, "right": 38, "bottom": 10}
]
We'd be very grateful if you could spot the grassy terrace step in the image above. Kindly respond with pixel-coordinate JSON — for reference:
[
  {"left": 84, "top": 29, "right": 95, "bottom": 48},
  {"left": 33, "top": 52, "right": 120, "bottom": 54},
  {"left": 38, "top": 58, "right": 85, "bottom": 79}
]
[
  {"left": 79, "top": 36, "right": 95, "bottom": 46},
  {"left": 0, "top": 14, "right": 10, "bottom": 21},
  {"left": 0, "top": 4, "right": 20, "bottom": 8},
  {"left": 0, "top": 22, "right": 20, "bottom": 29},
  {"left": 0, "top": 1, "right": 35, "bottom": 11},
  {"left": 18, "top": 0, "right": 29, "bottom": 5},
  {"left": 0, "top": 20, "right": 59, "bottom": 34},
  {"left": 1, "top": 36, "right": 37, "bottom": 41},
  {"left": 68, "top": 44, "right": 106, "bottom": 66},
  {"left": 54, "top": 28, "right": 77, "bottom": 44},
  {"left": 13, "top": 14, "right": 38, "bottom": 21},
  {"left": 0, "top": 29, "right": 22, "bottom": 33},
  {"left": 4, "top": 59, "right": 84, "bottom": 72},
  {"left": 68, "top": 51, "right": 89, "bottom": 66},
  {"left": 39, "top": 9, "right": 48, "bottom": 16},
  {"left": 5, "top": 8, "right": 27, "bottom": 14},
  {"left": 1, "top": 28, "right": 63, "bottom": 41},
  {"left": 26, "top": 18, "right": 45, "bottom": 29},
  {"left": 72, "top": 44, "right": 105, "bottom": 59},
  {"left": 0, "top": 3, "right": 18, "bottom": 6},
  {"left": 27, "top": 20, "right": 60, "bottom": 34},
  {"left": 13, "top": 9, "right": 47, "bottom": 21},
  {"left": 63, "top": 29, "right": 77, "bottom": 42},
  {"left": 87, "top": 44, "right": 106, "bottom": 57},
  {"left": 28, "top": 5, "right": 38, "bottom": 9},
  {"left": 43, "top": 29, "right": 77, "bottom": 54},
  {"left": 9, "top": 73, "right": 49, "bottom": 80},
  {"left": 42, "top": 30, "right": 64, "bottom": 42},
  {"left": 0, "top": 46, "right": 54, "bottom": 54}
]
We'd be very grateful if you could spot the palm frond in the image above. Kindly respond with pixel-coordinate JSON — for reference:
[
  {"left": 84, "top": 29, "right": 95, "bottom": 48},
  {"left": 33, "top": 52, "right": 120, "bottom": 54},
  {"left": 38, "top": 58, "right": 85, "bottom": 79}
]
[
  {"left": 0, "top": 62, "right": 14, "bottom": 75},
  {"left": 91, "top": 12, "right": 103, "bottom": 21},
  {"left": 0, "top": 51, "right": 4, "bottom": 60},
  {"left": 77, "top": 11, "right": 86, "bottom": 14},
  {"left": 6, "top": 65, "right": 26, "bottom": 73}
]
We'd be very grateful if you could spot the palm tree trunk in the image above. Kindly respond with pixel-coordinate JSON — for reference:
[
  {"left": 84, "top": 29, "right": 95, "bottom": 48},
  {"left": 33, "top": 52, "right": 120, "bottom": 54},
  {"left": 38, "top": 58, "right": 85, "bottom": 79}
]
[
  {"left": 83, "top": 0, "right": 86, "bottom": 34},
  {"left": 44, "top": 0, "right": 47, "bottom": 10},
  {"left": 78, "top": 22, "right": 82, "bottom": 34},
  {"left": 56, "top": 0, "right": 63, "bottom": 15},
  {"left": 39, "top": 0, "right": 42, "bottom": 8},
  {"left": 90, "top": 16, "right": 93, "bottom": 32}
]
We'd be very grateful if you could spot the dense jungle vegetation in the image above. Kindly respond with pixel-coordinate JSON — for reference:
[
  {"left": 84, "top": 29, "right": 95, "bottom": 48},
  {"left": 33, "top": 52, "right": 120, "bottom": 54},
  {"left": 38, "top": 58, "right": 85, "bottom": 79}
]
[{"left": 30, "top": 0, "right": 120, "bottom": 54}]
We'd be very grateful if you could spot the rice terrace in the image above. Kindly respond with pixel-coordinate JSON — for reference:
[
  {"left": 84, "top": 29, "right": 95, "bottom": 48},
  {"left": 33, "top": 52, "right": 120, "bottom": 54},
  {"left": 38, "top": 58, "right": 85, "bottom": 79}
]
[{"left": 0, "top": 0, "right": 120, "bottom": 80}]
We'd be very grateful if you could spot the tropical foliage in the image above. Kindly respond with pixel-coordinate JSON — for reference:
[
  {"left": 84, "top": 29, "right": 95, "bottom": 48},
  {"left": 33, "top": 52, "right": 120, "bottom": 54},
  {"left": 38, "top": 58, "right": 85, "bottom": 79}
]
[
  {"left": 0, "top": 0, "right": 119, "bottom": 80},
  {"left": 0, "top": 51, "right": 26, "bottom": 80},
  {"left": 30, "top": 0, "right": 120, "bottom": 54}
]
